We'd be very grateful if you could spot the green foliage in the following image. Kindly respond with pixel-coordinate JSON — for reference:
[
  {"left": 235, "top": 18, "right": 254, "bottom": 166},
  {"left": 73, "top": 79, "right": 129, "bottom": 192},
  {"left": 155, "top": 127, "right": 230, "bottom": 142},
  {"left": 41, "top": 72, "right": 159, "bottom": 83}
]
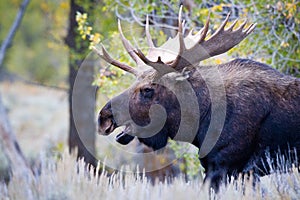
[
  {"left": 76, "top": 12, "right": 102, "bottom": 49},
  {"left": 0, "top": 0, "right": 69, "bottom": 84},
  {"left": 102, "top": 0, "right": 180, "bottom": 14},
  {"left": 233, "top": 0, "right": 300, "bottom": 76},
  {"left": 168, "top": 140, "right": 204, "bottom": 179},
  {"left": 197, "top": 0, "right": 300, "bottom": 75},
  {"left": 75, "top": 10, "right": 137, "bottom": 96}
]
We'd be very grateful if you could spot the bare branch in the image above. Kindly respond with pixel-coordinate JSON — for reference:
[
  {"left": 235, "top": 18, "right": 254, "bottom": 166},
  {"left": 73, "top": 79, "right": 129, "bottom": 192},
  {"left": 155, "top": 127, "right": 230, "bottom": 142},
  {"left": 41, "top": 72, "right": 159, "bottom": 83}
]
[{"left": 0, "top": 0, "right": 30, "bottom": 68}]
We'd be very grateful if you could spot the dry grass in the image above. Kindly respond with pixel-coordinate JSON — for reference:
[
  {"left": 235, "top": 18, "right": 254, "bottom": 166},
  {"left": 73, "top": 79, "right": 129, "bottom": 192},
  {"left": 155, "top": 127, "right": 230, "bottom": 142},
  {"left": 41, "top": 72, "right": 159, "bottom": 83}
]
[{"left": 0, "top": 152, "right": 299, "bottom": 200}]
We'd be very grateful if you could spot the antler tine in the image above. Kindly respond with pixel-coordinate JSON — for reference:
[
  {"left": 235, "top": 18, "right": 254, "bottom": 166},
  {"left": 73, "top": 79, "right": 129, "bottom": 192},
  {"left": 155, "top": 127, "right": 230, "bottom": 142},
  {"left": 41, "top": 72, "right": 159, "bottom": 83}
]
[
  {"left": 146, "top": 15, "right": 154, "bottom": 48},
  {"left": 170, "top": 12, "right": 256, "bottom": 70},
  {"left": 235, "top": 19, "right": 248, "bottom": 32},
  {"left": 170, "top": 9, "right": 209, "bottom": 69},
  {"left": 134, "top": 48, "right": 173, "bottom": 74},
  {"left": 177, "top": 5, "right": 187, "bottom": 49},
  {"left": 200, "top": 13, "right": 255, "bottom": 56},
  {"left": 227, "top": 18, "right": 238, "bottom": 31},
  {"left": 188, "top": 28, "right": 194, "bottom": 36},
  {"left": 134, "top": 48, "right": 150, "bottom": 64},
  {"left": 92, "top": 45, "right": 138, "bottom": 76},
  {"left": 178, "top": 6, "right": 183, "bottom": 34},
  {"left": 118, "top": 20, "right": 143, "bottom": 65},
  {"left": 170, "top": 6, "right": 186, "bottom": 68},
  {"left": 245, "top": 23, "right": 257, "bottom": 35},
  {"left": 210, "top": 12, "right": 231, "bottom": 37},
  {"left": 198, "top": 13, "right": 210, "bottom": 43}
]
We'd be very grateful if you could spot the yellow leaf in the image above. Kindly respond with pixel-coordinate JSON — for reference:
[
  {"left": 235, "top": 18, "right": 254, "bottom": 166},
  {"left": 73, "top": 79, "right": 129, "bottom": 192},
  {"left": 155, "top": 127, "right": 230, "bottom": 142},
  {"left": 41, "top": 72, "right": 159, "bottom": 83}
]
[
  {"left": 280, "top": 41, "right": 289, "bottom": 48},
  {"left": 215, "top": 58, "right": 222, "bottom": 64},
  {"left": 60, "top": 2, "right": 69, "bottom": 9},
  {"left": 212, "top": 5, "right": 223, "bottom": 12},
  {"left": 40, "top": 2, "right": 49, "bottom": 12}
]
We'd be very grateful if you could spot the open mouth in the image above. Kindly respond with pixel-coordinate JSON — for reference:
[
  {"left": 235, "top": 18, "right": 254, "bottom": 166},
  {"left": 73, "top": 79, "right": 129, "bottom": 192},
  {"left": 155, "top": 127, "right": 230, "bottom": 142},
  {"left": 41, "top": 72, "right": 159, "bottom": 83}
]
[
  {"left": 115, "top": 125, "right": 134, "bottom": 145},
  {"left": 99, "top": 118, "right": 117, "bottom": 135},
  {"left": 105, "top": 120, "right": 116, "bottom": 134}
]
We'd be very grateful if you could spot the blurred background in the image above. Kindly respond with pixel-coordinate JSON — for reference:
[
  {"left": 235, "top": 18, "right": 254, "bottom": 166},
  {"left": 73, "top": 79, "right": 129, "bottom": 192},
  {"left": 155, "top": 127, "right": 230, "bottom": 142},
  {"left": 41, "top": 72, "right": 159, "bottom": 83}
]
[{"left": 0, "top": 0, "right": 299, "bottom": 182}]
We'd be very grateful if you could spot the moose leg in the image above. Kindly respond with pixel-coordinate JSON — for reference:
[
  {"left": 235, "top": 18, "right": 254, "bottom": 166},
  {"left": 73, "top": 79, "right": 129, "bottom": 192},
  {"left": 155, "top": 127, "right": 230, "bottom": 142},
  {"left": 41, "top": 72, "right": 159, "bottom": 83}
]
[
  {"left": 200, "top": 128, "right": 259, "bottom": 191},
  {"left": 203, "top": 164, "right": 228, "bottom": 192}
]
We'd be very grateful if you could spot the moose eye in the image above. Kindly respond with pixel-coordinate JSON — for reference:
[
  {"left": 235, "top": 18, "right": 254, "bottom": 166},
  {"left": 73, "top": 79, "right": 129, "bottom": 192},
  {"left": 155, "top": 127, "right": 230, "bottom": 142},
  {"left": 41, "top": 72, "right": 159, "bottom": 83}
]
[{"left": 140, "top": 87, "right": 154, "bottom": 99}]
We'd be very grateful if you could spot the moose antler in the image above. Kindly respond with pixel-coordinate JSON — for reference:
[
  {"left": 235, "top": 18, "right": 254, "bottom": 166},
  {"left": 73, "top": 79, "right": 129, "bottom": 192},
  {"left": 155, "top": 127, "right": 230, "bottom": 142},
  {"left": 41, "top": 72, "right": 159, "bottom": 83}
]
[
  {"left": 92, "top": 45, "right": 138, "bottom": 75},
  {"left": 134, "top": 6, "right": 256, "bottom": 72},
  {"left": 93, "top": 6, "right": 256, "bottom": 75},
  {"left": 176, "top": 12, "right": 256, "bottom": 69},
  {"left": 92, "top": 20, "right": 144, "bottom": 76}
]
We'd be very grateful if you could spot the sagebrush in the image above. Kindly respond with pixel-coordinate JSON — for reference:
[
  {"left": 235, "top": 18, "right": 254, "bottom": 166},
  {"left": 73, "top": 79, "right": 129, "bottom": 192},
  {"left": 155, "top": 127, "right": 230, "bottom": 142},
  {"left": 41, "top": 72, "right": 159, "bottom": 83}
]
[{"left": 1, "top": 152, "right": 300, "bottom": 200}]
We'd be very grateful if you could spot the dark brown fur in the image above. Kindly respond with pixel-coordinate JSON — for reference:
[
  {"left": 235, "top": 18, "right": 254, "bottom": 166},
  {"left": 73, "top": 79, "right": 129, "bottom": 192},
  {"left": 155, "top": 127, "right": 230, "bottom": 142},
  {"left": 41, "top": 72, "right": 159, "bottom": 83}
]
[{"left": 98, "top": 58, "right": 300, "bottom": 189}]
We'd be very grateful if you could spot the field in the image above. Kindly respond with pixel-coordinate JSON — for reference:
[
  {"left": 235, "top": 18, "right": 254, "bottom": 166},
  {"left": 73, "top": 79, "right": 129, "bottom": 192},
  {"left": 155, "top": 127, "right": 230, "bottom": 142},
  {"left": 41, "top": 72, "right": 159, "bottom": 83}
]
[{"left": 1, "top": 82, "right": 300, "bottom": 199}]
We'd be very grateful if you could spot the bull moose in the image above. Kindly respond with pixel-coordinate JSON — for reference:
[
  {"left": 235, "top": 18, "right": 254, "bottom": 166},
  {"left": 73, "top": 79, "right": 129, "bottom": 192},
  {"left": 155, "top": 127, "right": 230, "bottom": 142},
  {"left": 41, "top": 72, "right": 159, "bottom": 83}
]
[{"left": 94, "top": 8, "right": 300, "bottom": 189}]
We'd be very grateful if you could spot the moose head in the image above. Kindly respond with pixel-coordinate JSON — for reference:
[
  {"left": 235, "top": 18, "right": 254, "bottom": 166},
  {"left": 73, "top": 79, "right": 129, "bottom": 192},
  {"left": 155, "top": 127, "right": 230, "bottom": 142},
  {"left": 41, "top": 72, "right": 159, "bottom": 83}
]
[{"left": 95, "top": 7, "right": 256, "bottom": 151}]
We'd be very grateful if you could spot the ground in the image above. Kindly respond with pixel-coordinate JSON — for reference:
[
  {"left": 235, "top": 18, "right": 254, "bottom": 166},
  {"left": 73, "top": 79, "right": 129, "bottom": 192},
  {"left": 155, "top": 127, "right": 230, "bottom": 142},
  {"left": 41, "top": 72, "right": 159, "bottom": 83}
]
[{"left": 0, "top": 81, "right": 68, "bottom": 158}]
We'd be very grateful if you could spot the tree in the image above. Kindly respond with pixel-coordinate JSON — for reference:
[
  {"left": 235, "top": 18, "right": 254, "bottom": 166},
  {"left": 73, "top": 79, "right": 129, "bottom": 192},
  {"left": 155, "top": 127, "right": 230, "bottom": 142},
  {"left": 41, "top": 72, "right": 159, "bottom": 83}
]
[
  {"left": 65, "top": 0, "right": 97, "bottom": 167},
  {"left": 0, "top": 0, "right": 31, "bottom": 175},
  {"left": 0, "top": 0, "right": 34, "bottom": 198}
]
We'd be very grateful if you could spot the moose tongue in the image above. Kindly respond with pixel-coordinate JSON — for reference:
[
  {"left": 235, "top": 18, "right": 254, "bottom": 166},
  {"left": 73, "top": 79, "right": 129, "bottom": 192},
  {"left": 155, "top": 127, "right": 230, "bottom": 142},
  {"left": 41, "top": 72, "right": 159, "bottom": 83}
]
[{"left": 116, "top": 132, "right": 134, "bottom": 145}]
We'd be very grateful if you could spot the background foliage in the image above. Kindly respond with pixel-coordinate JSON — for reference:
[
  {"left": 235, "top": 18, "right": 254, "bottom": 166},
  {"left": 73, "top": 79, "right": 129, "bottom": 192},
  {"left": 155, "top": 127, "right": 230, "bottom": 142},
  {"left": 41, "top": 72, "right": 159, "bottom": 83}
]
[{"left": 0, "top": 0, "right": 69, "bottom": 84}]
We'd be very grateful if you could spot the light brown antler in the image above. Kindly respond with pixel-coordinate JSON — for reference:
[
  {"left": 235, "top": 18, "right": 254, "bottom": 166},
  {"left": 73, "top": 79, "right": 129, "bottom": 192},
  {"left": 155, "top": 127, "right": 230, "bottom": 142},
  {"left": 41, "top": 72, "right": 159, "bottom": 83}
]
[
  {"left": 92, "top": 45, "right": 138, "bottom": 75},
  {"left": 92, "top": 19, "right": 147, "bottom": 76},
  {"left": 179, "top": 12, "right": 256, "bottom": 69},
  {"left": 134, "top": 6, "right": 256, "bottom": 72},
  {"left": 118, "top": 20, "right": 145, "bottom": 66},
  {"left": 93, "top": 6, "right": 256, "bottom": 76}
]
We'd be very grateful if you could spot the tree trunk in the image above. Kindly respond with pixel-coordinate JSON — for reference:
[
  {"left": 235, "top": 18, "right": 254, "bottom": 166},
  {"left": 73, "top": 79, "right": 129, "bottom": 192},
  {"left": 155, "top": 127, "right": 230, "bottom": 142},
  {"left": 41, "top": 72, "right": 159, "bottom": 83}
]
[
  {"left": 0, "top": 94, "right": 34, "bottom": 199},
  {"left": 65, "top": 0, "right": 97, "bottom": 167},
  {"left": 0, "top": 0, "right": 33, "bottom": 187}
]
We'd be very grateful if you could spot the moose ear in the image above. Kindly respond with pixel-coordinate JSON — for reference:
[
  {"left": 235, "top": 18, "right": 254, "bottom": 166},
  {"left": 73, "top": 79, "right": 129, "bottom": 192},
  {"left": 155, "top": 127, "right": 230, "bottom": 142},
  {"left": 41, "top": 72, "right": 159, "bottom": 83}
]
[{"left": 140, "top": 87, "right": 155, "bottom": 99}]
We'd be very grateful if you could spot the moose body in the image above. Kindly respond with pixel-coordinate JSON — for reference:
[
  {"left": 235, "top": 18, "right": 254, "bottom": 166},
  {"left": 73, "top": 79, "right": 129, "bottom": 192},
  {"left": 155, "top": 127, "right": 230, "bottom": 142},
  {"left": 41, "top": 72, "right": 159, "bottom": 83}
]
[
  {"left": 95, "top": 9, "right": 300, "bottom": 189},
  {"left": 188, "top": 59, "right": 300, "bottom": 186}
]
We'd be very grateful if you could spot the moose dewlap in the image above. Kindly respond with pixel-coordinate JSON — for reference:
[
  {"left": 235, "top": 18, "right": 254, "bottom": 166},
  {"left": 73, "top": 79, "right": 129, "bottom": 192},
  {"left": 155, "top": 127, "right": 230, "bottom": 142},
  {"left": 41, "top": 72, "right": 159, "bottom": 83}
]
[{"left": 95, "top": 7, "right": 300, "bottom": 190}]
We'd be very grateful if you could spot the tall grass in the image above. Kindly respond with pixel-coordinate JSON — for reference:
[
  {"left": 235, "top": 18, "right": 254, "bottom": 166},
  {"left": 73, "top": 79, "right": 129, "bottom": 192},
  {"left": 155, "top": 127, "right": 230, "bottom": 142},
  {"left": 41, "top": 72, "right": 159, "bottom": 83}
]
[{"left": 0, "top": 152, "right": 300, "bottom": 200}]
